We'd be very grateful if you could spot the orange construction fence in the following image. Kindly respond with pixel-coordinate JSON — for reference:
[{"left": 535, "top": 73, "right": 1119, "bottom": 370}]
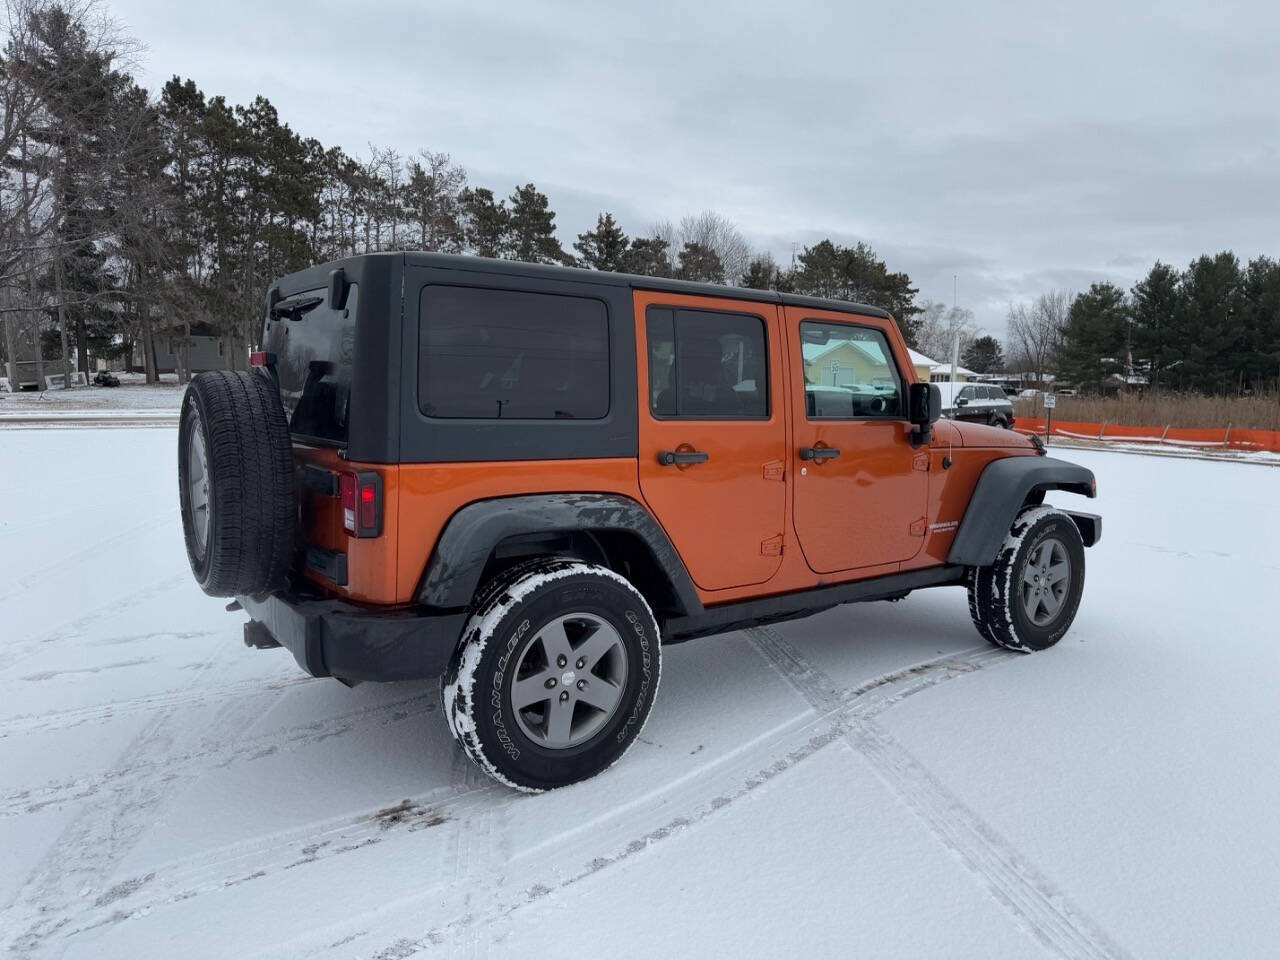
[{"left": 1014, "top": 418, "right": 1280, "bottom": 454}]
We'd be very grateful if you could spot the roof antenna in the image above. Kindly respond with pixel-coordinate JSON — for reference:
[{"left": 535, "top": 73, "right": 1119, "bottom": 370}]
[{"left": 944, "top": 325, "right": 959, "bottom": 470}]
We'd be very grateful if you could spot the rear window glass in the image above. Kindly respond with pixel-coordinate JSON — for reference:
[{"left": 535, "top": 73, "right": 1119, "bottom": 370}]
[
  {"left": 261, "top": 284, "right": 358, "bottom": 443},
  {"left": 418, "top": 286, "right": 609, "bottom": 420}
]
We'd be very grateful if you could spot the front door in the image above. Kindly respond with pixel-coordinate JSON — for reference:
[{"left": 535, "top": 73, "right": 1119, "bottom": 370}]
[
  {"left": 787, "top": 308, "right": 928, "bottom": 573},
  {"left": 636, "top": 292, "right": 787, "bottom": 592}
]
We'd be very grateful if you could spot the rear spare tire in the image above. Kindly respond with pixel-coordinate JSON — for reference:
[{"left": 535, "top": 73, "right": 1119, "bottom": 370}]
[{"left": 178, "top": 371, "right": 297, "bottom": 597}]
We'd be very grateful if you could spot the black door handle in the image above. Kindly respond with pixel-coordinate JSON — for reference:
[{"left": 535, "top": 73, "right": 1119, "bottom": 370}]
[
  {"left": 658, "top": 450, "right": 710, "bottom": 466},
  {"left": 799, "top": 446, "right": 841, "bottom": 461}
]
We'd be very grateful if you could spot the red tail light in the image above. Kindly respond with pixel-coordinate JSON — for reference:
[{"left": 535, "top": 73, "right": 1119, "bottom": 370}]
[
  {"left": 339, "top": 470, "right": 382, "bottom": 538},
  {"left": 249, "top": 351, "right": 276, "bottom": 367}
]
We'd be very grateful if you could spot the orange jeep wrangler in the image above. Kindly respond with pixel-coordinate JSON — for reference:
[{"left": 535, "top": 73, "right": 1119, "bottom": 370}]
[{"left": 178, "top": 253, "right": 1099, "bottom": 791}]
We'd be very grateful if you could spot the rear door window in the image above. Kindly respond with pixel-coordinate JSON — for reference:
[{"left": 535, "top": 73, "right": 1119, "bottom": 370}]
[
  {"left": 646, "top": 307, "right": 768, "bottom": 419},
  {"left": 418, "top": 285, "right": 609, "bottom": 419},
  {"left": 262, "top": 284, "right": 358, "bottom": 443}
]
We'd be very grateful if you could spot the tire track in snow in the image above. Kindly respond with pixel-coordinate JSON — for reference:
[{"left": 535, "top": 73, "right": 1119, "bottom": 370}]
[
  {"left": 52, "top": 782, "right": 500, "bottom": 950},
  {"left": 1, "top": 651, "right": 268, "bottom": 959},
  {"left": 28, "top": 645, "right": 993, "bottom": 957},
  {"left": 0, "top": 690, "right": 439, "bottom": 818},
  {"left": 0, "top": 672, "right": 316, "bottom": 739},
  {"left": 0, "top": 516, "right": 170, "bottom": 606},
  {"left": 745, "top": 625, "right": 1132, "bottom": 960},
  {"left": 290, "top": 643, "right": 1021, "bottom": 959},
  {"left": 0, "top": 573, "right": 190, "bottom": 674}
]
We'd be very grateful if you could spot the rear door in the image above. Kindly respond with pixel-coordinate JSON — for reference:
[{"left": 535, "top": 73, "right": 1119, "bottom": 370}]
[
  {"left": 635, "top": 291, "right": 787, "bottom": 592},
  {"left": 787, "top": 307, "right": 927, "bottom": 573}
]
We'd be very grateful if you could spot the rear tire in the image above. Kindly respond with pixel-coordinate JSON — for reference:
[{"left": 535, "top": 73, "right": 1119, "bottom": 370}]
[
  {"left": 442, "top": 560, "right": 661, "bottom": 792},
  {"left": 178, "top": 371, "right": 297, "bottom": 597},
  {"left": 968, "top": 506, "right": 1085, "bottom": 652}
]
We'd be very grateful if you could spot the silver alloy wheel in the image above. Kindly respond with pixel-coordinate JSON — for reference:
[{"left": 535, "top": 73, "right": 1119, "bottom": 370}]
[
  {"left": 187, "top": 413, "right": 210, "bottom": 560},
  {"left": 1021, "top": 536, "right": 1070, "bottom": 626},
  {"left": 509, "top": 612, "right": 628, "bottom": 750}
]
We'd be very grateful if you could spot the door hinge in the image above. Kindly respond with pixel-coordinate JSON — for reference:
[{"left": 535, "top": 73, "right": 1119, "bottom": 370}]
[
  {"left": 762, "top": 459, "right": 785, "bottom": 481},
  {"left": 909, "top": 518, "right": 926, "bottom": 537},
  {"left": 913, "top": 452, "right": 930, "bottom": 472},
  {"left": 760, "top": 534, "right": 784, "bottom": 556}
]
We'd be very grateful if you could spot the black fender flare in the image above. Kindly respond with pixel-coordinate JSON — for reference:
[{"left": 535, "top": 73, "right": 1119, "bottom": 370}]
[
  {"left": 416, "top": 493, "right": 703, "bottom": 616},
  {"left": 947, "top": 456, "right": 1098, "bottom": 566}
]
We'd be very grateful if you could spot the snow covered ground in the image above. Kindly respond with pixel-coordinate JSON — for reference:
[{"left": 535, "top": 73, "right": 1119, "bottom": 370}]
[
  {"left": 0, "top": 429, "right": 1277, "bottom": 959},
  {"left": 0, "top": 375, "right": 184, "bottom": 411}
]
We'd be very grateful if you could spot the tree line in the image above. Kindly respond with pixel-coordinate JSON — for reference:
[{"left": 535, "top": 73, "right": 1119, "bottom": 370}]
[
  {"left": 1004, "top": 254, "right": 1280, "bottom": 394},
  {"left": 0, "top": 0, "right": 925, "bottom": 387},
  {"left": 5, "top": 1, "right": 1273, "bottom": 396}
]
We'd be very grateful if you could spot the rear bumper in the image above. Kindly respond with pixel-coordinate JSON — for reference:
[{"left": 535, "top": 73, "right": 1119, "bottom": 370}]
[{"left": 237, "top": 592, "right": 467, "bottom": 682}]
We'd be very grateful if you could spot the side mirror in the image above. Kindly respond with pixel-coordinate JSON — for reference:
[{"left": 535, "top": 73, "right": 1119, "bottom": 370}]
[
  {"left": 956, "top": 397, "right": 969, "bottom": 407},
  {"left": 908, "top": 383, "right": 941, "bottom": 447},
  {"left": 327, "top": 268, "right": 349, "bottom": 311}
]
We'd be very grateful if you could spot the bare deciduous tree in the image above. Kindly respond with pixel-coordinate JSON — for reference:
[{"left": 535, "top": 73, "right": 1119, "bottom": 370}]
[
  {"left": 1006, "top": 290, "right": 1070, "bottom": 386},
  {"left": 914, "top": 300, "right": 978, "bottom": 365},
  {"left": 676, "top": 210, "right": 751, "bottom": 286},
  {"left": 403, "top": 149, "right": 466, "bottom": 253}
]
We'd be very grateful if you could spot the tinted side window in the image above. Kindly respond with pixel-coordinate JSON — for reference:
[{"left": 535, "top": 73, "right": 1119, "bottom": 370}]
[
  {"left": 646, "top": 307, "right": 768, "bottom": 419},
  {"left": 799, "top": 320, "right": 903, "bottom": 419},
  {"left": 419, "top": 286, "right": 609, "bottom": 419}
]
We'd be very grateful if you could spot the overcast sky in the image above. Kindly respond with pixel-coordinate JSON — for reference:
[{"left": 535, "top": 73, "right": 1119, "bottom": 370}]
[{"left": 110, "top": 0, "right": 1279, "bottom": 336}]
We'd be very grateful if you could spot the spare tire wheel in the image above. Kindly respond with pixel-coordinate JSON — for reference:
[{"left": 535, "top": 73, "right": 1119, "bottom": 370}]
[{"left": 178, "top": 371, "right": 298, "bottom": 597}]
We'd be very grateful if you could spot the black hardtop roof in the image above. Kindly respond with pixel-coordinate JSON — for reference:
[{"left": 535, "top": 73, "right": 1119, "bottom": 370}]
[{"left": 273, "top": 251, "right": 892, "bottom": 322}]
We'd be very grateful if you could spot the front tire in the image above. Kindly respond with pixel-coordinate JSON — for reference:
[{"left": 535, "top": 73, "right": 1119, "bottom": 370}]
[
  {"left": 968, "top": 506, "right": 1085, "bottom": 652},
  {"left": 442, "top": 560, "right": 661, "bottom": 792}
]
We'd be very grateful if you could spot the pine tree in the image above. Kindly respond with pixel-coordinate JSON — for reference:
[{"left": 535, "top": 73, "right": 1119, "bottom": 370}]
[
  {"left": 792, "top": 239, "right": 921, "bottom": 342},
  {"left": 961, "top": 335, "right": 1004, "bottom": 373},
  {"left": 459, "top": 187, "right": 509, "bottom": 259},
  {"left": 506, "top": 182, "right": 568, "bottom": 264},
  {"left": 620, "top": 236, "right": 673, "bottom": 277},
  {"left": 1130, "top": 261, "right": 1179, "bottom": 391},
  {"left": 740, "top": 254, "right": 779, "bottom": 289},
  {"left": 18, "top": 4, "right": 131, "bottom": 382},
  {"left": 1243, "top": 257, "right": 1280, "bottom": 392},
  {"left": 1175, "top": 252, "right": 1245, "bottom": 392},
  {"left": 573, "top": 212, "right": 628, "bottom": 271},
  {"left": 677, "top": 242, "right": 724, "bottom": 284},
  {"left": 1058, "top": 283, "right": 1130, "bottom": 390}
]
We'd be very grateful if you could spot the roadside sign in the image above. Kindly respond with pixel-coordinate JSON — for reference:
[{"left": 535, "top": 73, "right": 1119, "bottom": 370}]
[{"left": 1044, "top": 394, "right": 1057, "bottom": 409}]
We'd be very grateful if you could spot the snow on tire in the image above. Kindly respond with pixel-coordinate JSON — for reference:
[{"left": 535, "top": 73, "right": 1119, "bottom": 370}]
[
  {"left": 442, "top": 560, "right": 661, "bottom": 792},
  {"left": 968, "top": 505, "right": 1086, "bottom": 653},
  {"left": 178, "top": 371, "right": 297, "bottom": 598}
]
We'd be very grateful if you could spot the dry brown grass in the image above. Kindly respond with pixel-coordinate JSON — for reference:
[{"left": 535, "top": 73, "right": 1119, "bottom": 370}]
[{"left": 1013, "top": 392, "right": 1280, "bottom": 431}]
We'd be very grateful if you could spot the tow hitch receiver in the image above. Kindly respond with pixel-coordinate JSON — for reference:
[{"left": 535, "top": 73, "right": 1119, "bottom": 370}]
[{"left": 243, "top": 620, "right": 281, "bottom": 650}]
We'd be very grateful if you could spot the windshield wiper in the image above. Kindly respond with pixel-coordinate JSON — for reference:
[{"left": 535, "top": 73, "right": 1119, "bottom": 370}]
[{"left": 270, "top": 295, "right": 323, "bottom": 320}]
